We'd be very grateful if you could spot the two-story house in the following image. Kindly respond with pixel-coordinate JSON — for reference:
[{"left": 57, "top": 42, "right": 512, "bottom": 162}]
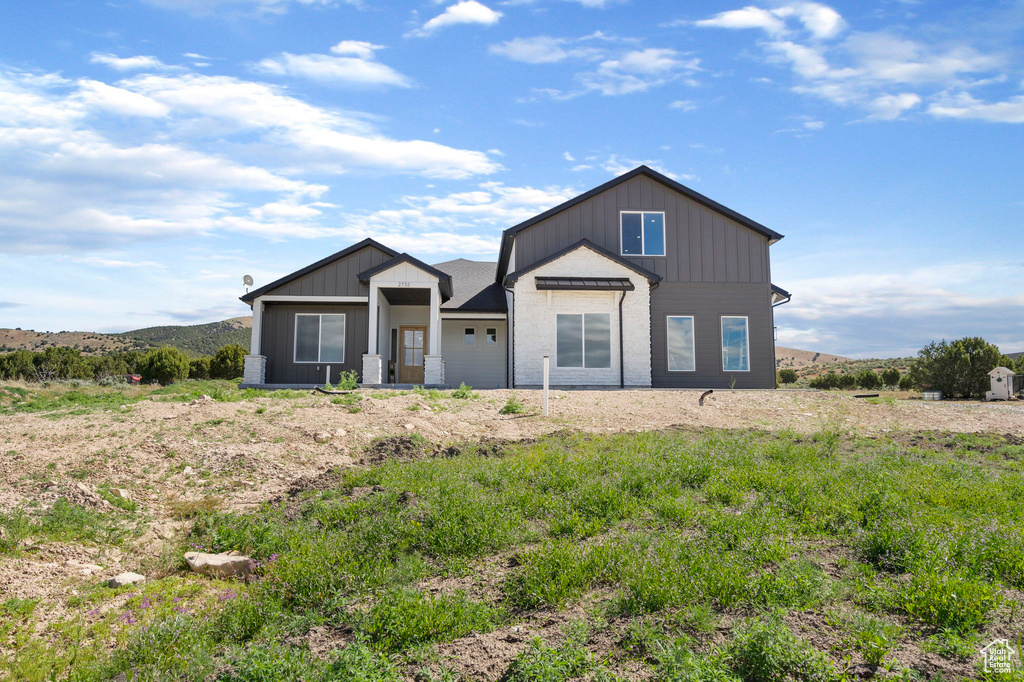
[{"left": 239, "top": 165, "right": 790, "bottom": 390}]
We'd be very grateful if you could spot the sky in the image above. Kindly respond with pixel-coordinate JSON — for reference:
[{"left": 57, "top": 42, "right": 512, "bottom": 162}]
[{"left": 0, "top": 0, "right": 1022, "bottom": 358}]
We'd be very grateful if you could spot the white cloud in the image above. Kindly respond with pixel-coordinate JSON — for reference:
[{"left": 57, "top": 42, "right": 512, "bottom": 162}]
[
  {"left": 867, "top": 92, "right": 921, "bottom": 120},
  {"left": 670, "top": 99, "right": 697, "bottom": 111},
  {"left": 89, "top": 52, "right": 176, "bottom": 72},
  {"left": 596, "top": 154, "right": 695, "bottom": 181},
  {"left": 489, "top": 36, "right": 599, "bottom": 64},
  {"left": 256, "top": 41, "right": 412, "bottom": 87},
  {"left": 563, "top": 151, "right": 575, "bottom": 161},
  {"left": 410, "top": 1, "right": 502, "bottom": 38},
  {"left": 928, "top": 92, "right": 1024, "bottom": 123},
  {"left": 0, "top": 66, "right": 502, "bottom": 255},
  {"left": 693, "top": 3, "right": 1012, "bottom": 122}
]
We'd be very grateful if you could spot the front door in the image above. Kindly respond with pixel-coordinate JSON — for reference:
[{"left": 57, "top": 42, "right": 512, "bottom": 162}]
[{"left": 398, "top": 325, "right": 427, "bottom": 384}]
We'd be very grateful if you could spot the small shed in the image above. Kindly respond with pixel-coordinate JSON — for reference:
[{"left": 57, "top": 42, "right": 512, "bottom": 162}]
[{"left": 986, "top": 367, "right": 1017, "bottom": 401}]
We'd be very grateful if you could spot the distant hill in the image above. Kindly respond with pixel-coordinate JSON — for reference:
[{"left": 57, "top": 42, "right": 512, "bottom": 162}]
[
  {"left": 0, "top": 317, "right": 252, "bottom": 357},
  {"left": 775, "top": 347, "right": 850, "bottom": 369}
]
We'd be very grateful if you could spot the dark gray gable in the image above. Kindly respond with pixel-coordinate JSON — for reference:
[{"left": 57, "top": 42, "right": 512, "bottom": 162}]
[
  {"left": 496, "top": 165, "right": 783, "bottom": 281},
  {"left": 240, "top": 238, "right": 399, "bottom": 303}
]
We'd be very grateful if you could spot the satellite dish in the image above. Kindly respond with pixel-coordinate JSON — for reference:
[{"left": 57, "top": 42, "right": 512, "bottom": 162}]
[{"left": 243, "top": 274, "right": 253, "bottom": 287}]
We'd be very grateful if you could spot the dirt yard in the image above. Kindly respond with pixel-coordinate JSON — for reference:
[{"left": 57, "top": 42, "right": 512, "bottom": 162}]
[{"left": 1, "top": 387, "right": 1022, "bottom": 665}]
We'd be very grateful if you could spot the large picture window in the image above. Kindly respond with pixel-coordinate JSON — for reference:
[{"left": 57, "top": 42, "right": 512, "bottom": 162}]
[
  {"left": 620, "top": 211, "right": 665, "bottom": 256},
  {"left": 666, "top": 316, "right": 695, "bottom": 372},
  {"left": 721, "top": 316, "right": 749, "bottom": 372},
  {"left": 556, "top": 313, "right": 611, "bottom": 369},
  {"left": 294, "top": 313, "right": 345, "bottom": 363}
]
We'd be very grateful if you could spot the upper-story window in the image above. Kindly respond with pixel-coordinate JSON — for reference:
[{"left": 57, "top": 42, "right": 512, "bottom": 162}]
[{"left": 620, "top": 211, "right": 665, "bottom": 256}]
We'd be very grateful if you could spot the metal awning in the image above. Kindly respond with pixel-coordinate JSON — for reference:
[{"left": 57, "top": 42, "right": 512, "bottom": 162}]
[{"left": 535, "top": 276, "right": 635, "bottom": 291}]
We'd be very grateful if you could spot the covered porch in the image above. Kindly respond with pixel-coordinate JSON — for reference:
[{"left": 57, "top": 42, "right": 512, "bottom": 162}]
[{"left": 359, "top": 255, "right": 453, "bottom": 387}]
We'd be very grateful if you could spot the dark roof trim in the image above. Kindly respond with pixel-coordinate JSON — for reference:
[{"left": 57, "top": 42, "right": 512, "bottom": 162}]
[
  {"left": 240, "top": 238, "right": 399, "bottom": 303},
  {"left": 503, "top": 239, "right": 662, "bottom": 287},
  {"left": 358, "top": 253, "right": 454, "bottom": 299},
  {"left": 496, "top": 165, "right": 784, "bottom": 281},
  {"left": 536, "top": 277, "right": 635, "bottom": 291},
  {"left": 771, "top": 283, "right": 792, "bottom": 307}
]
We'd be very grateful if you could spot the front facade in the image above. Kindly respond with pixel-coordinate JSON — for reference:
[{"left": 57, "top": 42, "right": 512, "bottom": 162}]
[{"left": 240, "top": 166, "right": 790, "bottom": 390}]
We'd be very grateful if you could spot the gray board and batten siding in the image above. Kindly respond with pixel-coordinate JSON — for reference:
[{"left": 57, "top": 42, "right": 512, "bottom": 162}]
[
  {"left": 246, "top": 241, "right": 397, "bottom": 299},
  {"left": 511, "top": 173, "right": 771, "bottom": 285},
  {"left": 261, "top": 303, "right": 368, "bottom": 385}
]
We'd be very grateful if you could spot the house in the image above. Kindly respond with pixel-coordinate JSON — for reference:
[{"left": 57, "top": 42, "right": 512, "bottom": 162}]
[{"left": 239, "top": 165, "right": 790, "bottom": 390}]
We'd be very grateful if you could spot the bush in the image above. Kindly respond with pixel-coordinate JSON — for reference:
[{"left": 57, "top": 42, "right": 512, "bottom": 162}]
[
  {"left": 907, "top": 337, "right": 1004, "bottom": 399},
  {"left": 856, "top": 370, "right": 881, "bottom": 391},
  {"left": 189, "top": 356, "right": 212, "bottom": 380},
  {"left": 139, "top": 347, "right": 190, "bottom": 385},
  {"left": 778, "top": 369, "right": 798, "bottom": 385},
  {"left": 336, "top": 369, "right": 359, "bottom": 391},
  {"left": 880, "top": 368, "right": 900, "bottom": 390},
  {"left": 898, "top": 375, "right": 914, "bottom": 391},
  {"left": 210, "top": 344, "right": 246, "bottom": 380},
  {"left": 728, "top": 615, "right": 840, "bottom": 681},
  {"left": 808, "top": 372, "right": 838, "bottom": 390},
  {"left": 499, "top": 393, "right": 527, "bottom": 415}
]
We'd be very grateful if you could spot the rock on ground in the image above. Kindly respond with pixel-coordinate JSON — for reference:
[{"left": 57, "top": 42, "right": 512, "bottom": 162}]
[
  {"left": 184, "top": 551, "right": 251, "bottom": 579},
  {"left": 108, "top": 572, "right": 146, "bottom": 588}
]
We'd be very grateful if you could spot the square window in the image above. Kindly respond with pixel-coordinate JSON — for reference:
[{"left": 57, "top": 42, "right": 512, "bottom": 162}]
[
  {"left": 486, "top": 328, "right": 497, "bottom": 345},
  {"left": 620, "top": 211, "right": 665, "bottom": 256},
  {"left": 294, "top": 313, "right": 345, "bottom": 363},
  {"left": 464, "top": 328, "right": 475, "bottom": 345}
]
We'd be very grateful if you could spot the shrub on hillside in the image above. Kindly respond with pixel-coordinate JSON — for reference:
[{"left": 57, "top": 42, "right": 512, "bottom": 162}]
[
  {"left": 778, "top": 369, "right": 798, "bottom": 385},
  {"left": 189, "top": 356, "right": 212, "bottom": 380},
  {"left": 856, "top": 370, "right": 881, "bottom": 391},
  {"left": 838, "top": 373, "right": 859, "bottom": 390},
  {"left": 898, "top": 375, "right": 915, "bottom": 391},
  {"left": 881, "top": 368, "right": 901, "bottom": 390},
  {"left": 907, "top": 337, "right": 1004, "bottom": 399},
  {"left": 210, "top": 344, "right": 246, "bottom": 380},
  {"left": 0, "top": 350, "right": 36, "bottom": 380},
  {"left": 139, "top": 347, "right": 190, "bottom": 385}
]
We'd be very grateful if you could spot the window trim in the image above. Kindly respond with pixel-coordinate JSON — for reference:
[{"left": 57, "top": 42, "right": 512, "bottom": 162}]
[
  {"left": 293, "top": 313, "right": 346, "bottom": 364},
  {"left": 619, "top": 210, "right": 666, "bottom": 257},
  {"left": 720, "top": 315, "right": 751, "bottom": 373},
  {"left": 666, "top": 315, "right": 696, "bottom": 373},
  {"left": 464, "top": 327, "right": 476, "bottom": 346},
  {"left": 555, "top": 312, "right": 612, "bottom": 370}
]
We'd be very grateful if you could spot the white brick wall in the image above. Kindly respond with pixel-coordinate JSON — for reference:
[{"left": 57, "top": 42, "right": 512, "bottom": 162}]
[
  {"left": 362, "top": 354, "right": 382, "bottom": 385},
  {"left": 243, "top": 355, "right": 266, "bottom": 385},
  {"left": 512, "top": 247, "right": 652, "bottom": 386}
]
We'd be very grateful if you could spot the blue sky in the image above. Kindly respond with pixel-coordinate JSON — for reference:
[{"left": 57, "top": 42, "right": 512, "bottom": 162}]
[{"left": 0, "top": 0, "right": 1021, "bottom": 358}]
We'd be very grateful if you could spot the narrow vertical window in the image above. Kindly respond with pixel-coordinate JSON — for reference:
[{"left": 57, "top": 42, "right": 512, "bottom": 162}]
[
  {"left": 621, "top": 213, "right": 643, "bottom": 255},
  {"left": 556, "top": 314, "right": 583, "bottom": 367},
  {"left": 486, "top": 328, "right": 497, "bottom": 345},
  {"left": 667, "top": 316, "right": 695, "bottom": 371},
  {"left": 464, "top": 328, "right": 475, "bottom": 345},
  {"left": 721, "top": 316, "right": 750, "bottom": 372}
]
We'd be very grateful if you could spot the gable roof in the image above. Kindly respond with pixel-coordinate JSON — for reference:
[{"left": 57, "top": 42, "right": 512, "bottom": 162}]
[
  {"left": 496, "top": 165, "right": 784, "bottom": 281},
  {"left": 240, "top": 237, "right": 399, "bottom": 303},
  {"left": 433, "top": 259, "right": 507, "bottom": 312},
  {"left": 502, "top": 239, "right": 662, "bottom": 287},
  {"left": 358, "top": 253, "right": 454, "bottom": 299}
]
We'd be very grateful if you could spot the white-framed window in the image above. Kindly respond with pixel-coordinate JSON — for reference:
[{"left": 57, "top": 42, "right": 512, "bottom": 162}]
[
  {"left": 666, "top": 315, "right": 695, "bottom": 372},
  {"left": 620, "top": 211, "right": 666, "bottom": 256},
  {"left": 294, "top": 313, "right": 345, "bottom": 363},
  {"left": 486, "top": 328, "right": 497, "bottom": 345},
  {"left": 721, "top": 316, "right": 750, "bottom": 372},
  {"left": 556, "top": 313, "right": 611, "bottom": 369},
  {"left": 464, "top": 328, "right": 476, "bottom": 345}
]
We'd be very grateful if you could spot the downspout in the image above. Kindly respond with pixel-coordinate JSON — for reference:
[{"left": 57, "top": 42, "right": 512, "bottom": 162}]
[
  {"left": 504, "top": 284, "right": 515, "bottom": 389},
  {"left": 618, "top": 289, "right": 626, "bottom": 389}
]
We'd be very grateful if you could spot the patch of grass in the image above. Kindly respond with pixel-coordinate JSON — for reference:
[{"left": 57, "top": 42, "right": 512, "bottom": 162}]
[
  {"left": 450, "top": 382, "right": 479, "bottom": 399},
  {"left": 893, "top": 569, "right": 1003, "bottom": 631},
  {"left": 503, "top": 623, "right": 592, "bottom": 682},
  {"left": 355, "top": 589, "right": 502, "bottom": 653},
  {"left": 728, "top": 614, "right": 841, "bottom": 682},
  {"left": 166, "top": 495, "right": 223, "bottom": 520},
  {"left": 499, "top": 393, "right": 528, "bottom": 415},
  {"left": 827, "top": 609, "right": 904, "bottom": 666}
]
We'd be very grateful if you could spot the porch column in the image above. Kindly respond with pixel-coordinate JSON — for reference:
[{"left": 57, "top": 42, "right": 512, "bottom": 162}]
[
  {"left": 428, "top": 285, "right": 441, "bottom": 356},
  {"left": 250, "top": 298, "right": 264, "bottom": 355},
  {"left": 367, "top": 282, "right": 379, "bottom": 355}
]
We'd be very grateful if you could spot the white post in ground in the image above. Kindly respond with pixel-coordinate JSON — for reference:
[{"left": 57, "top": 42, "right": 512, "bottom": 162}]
[
  {"left": 542, "top": 355, "right": 549, "bottom": 417},
  {"left": 325, "top": 365, "right": 331, "bottom": 386}
]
